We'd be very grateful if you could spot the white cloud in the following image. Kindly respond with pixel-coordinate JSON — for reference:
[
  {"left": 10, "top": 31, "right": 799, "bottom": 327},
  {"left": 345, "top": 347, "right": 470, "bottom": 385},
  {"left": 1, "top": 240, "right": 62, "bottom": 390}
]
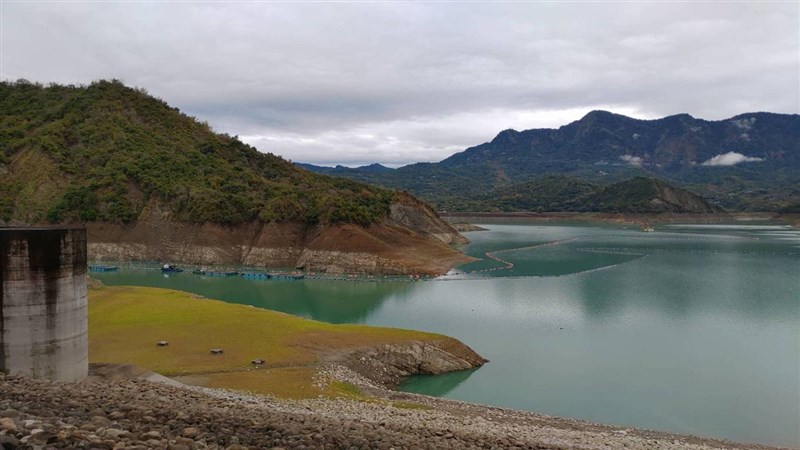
[
  {"left": 701, "top": 152, "right": 764, "bottom": 166},
  {"left": 620, "top": 154, "right": 644, "bottom": 166}
]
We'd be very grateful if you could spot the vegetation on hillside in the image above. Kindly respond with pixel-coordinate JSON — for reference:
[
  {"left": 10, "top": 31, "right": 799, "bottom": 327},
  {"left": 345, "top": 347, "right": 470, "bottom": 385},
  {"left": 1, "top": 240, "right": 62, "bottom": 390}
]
[
  {"left": 0, "top": 80, "right": 394, "bottom": 225},
  {"left": 427, "top": 175, "right": 719, "bottom": 213}
]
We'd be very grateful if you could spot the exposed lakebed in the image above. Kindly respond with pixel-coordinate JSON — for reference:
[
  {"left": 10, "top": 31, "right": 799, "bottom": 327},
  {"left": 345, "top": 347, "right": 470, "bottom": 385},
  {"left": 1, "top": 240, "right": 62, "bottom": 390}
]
[{"left": 94, "top": 223, "right": 800, "bottom": 448}]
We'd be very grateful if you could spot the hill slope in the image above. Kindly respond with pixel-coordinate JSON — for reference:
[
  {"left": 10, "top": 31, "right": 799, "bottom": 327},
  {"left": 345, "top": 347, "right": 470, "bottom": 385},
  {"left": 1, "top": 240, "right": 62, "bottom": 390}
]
[
  {"left": 444, "top": 175, "right": 720, "bottom": 213},
  {"left": 0, "top": 80, "right": 470, "bottom": 274},
  {"left": 300, "top": 111, "right": 800, "bottom": 211}
]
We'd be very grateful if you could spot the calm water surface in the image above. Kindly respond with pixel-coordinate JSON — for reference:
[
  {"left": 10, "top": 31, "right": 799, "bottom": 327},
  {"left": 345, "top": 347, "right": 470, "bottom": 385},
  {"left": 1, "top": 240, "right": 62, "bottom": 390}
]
[{"left": 94, "top": 223, "right": 800, "bottom": 448}]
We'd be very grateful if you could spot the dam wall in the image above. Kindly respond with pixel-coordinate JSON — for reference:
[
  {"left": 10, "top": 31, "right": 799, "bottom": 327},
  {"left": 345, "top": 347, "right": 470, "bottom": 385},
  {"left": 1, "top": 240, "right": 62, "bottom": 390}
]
[{"left": 0, "top": 227, "right": 88, "bottom": 381}]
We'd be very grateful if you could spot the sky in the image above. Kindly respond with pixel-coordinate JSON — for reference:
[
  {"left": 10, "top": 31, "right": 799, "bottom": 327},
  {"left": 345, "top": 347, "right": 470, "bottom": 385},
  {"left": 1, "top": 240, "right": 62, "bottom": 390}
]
[{"left": 2, "top": 2, "right": 798, "bottom": 167}]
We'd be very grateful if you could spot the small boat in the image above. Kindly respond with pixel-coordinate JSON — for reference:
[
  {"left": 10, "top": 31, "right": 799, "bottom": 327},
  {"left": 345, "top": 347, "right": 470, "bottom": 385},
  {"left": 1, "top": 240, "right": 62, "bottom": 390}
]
[
  {"left": 89, "top": 265, "right": 119, "bottom": 272},
  {"left": 161, "top": 264, "right": 183, "bottom": 273}
]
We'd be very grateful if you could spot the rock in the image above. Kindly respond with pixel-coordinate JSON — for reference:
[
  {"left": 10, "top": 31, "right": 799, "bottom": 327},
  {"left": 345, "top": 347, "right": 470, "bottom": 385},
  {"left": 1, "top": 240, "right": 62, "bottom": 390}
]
[
  {"left": 0, "top": 434, "right": 20, "bottom": 449},
  {"left": 80, "top": 423, "right": 98, "bottom": 432},
  {"left": 0, "top": 410, "right": 19, "bottom": 419},
  {"left": 88, "top": 409, "right": 107, "bottom": 418},
  {"left": 26, "top": 430, "right": 54, "bottom": 445},
  {"left": 108, "top": 412, "right": 126, "bottom": 421},
  {"left": 0, "top": 418, "right": 17, "bottom": 433},
  {"left": 91, "top": 416, "right": 113, "bottom": 427},
  {"left": 181, "top": 427, "right": 199, "bottom": 438},
  {"left": 141, "top": 430, "right": 162, "bottom": 440},
  {"left": 102, "top": 428, "right": 131, "bottom": 439},
  {"left": 175, "top": 437, "right": 196, "bottom": 447}
]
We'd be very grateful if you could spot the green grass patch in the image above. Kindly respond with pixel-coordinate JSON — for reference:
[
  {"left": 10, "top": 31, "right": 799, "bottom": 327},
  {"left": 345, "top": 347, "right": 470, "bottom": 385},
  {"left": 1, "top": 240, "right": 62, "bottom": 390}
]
[{"left": 89, "top": 285, "right": 445, "bottom": 398}]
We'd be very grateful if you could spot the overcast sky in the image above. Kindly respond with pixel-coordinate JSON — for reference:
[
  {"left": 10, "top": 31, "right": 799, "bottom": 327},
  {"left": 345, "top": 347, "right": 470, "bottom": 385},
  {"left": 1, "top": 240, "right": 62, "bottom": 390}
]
[{"left": 2, "top": 2, "right": 798, "bottom": 167}]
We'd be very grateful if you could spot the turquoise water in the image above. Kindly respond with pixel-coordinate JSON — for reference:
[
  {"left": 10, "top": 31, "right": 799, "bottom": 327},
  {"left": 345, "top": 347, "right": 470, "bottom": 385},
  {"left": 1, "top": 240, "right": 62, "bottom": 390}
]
[{"left": 93, "top": 223, "right": 800, "bottom": 447}]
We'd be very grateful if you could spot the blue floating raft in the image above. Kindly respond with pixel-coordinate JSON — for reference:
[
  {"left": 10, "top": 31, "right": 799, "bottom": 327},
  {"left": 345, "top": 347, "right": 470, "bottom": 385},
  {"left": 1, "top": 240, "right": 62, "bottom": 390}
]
[{"left": 240, "top": 272, "right": 272, "bottom": 280}]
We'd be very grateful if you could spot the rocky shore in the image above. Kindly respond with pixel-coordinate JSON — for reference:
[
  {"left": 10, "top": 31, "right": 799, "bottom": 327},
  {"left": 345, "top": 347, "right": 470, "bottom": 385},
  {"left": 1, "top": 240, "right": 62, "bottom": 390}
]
[{"left": 0, "top": 370, "right": 784, "bottom": 450}]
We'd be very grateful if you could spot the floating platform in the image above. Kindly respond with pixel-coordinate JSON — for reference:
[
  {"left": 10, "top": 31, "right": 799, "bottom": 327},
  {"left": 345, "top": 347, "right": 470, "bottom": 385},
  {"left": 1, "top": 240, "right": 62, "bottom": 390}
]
[
  {"left": 193, "top": 270, "right": 239, "bottom": 277},
  {"left": 89, "top": 265, "right": 119, "bottom": 272},
  {"left": 240, "top": 272, "right": 272, "bottom": 280},
  {"left": 272, "top": 273, "right": 305, "bottom": 280}
]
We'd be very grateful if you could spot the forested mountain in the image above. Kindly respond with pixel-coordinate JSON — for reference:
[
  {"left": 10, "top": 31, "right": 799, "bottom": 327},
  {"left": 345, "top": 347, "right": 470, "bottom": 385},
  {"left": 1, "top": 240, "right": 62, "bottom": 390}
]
[
  {"left": 0, "top": 80, "right": 397, "bottom": 225},
  {"left": 436, "top": 176, "right": 721, "bottom": 213},
  {"left": 0, "top": 80, "right": 469, "bottom": 274},
  {"left": 300, "top": 111, "right": 800, "bottom": 212}
]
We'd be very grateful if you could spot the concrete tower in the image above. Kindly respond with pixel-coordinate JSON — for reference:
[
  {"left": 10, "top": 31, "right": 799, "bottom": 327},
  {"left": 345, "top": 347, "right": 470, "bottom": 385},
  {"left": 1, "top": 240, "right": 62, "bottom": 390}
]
[{"left": 0, "top": 227, "right": 88, "bottom": 381}]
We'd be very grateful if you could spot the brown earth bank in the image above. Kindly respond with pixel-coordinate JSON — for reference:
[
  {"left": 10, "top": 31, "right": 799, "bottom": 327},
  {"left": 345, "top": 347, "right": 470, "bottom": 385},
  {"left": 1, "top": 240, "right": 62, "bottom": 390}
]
[
  {"left": 0, "top": 372, "right": 786, "bottom": 450},
  {"left": 441, "top": 212, "right": 799, "bottom": 227},
  {"left": 86, "top": 194, "right": 474, "bottom": 276}
]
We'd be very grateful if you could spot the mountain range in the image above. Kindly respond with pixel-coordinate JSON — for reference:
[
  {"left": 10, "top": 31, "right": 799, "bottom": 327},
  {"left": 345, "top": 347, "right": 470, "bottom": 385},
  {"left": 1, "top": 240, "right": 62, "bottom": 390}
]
[{"left": 300, "top": 110, "right": 800, "bottom": 212}]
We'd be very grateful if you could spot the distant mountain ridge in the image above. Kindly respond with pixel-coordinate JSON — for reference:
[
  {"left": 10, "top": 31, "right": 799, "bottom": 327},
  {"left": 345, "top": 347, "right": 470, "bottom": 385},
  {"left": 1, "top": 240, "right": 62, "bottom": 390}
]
[{"left": 299, "top": 110, "right": 800, "bottom": 212}]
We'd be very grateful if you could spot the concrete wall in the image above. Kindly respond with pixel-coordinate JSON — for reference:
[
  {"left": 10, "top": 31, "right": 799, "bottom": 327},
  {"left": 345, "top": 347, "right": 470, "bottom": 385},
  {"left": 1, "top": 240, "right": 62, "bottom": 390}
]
[{"left": 0, "top": 227, "right": 88, "bottom": 382}]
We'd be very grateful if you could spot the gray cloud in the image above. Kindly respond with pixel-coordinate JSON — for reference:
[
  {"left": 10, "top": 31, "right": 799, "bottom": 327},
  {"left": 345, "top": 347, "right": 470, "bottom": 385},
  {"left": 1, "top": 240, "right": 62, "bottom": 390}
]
[{"left": 2, "top": 2, "right": 798, "bottom": 166}]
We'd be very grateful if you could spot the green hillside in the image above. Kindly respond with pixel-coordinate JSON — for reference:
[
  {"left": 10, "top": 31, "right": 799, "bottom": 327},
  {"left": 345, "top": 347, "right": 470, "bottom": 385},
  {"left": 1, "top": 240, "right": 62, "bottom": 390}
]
[
  {"left": 442, "top": 175, "right": 720, "bottom": 213},
  {"left": 0, "top": 80, "right": 393, "bottom": 225}
]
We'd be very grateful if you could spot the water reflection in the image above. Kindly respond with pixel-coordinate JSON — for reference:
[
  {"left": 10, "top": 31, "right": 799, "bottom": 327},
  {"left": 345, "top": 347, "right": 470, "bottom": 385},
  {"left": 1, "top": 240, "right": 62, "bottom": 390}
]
[
  {"left": 95, "top": 271, "right": 412, "bottom": 324},
  {"left": 399, "top": 368, "right": 479, "bottom": 397}
]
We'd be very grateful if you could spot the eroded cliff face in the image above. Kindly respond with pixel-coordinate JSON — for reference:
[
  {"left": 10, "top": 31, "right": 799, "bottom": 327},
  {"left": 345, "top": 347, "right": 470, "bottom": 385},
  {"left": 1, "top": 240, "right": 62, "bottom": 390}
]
[
  {"left": 388, "top": 192, "right": 469, "bottom": 245},
  {"left": 334, "top": 338, "right": 488, "bottom": 388},
  {"left": 651, "top": 182, "right": 722, "bottom": 213},
  {"left": 86, "top": 197, "right": 474, "bottom": 275}
]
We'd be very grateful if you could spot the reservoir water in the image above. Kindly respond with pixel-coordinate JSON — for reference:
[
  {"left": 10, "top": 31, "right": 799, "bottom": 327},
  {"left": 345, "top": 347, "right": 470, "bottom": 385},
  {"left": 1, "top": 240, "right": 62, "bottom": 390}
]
[{"left": 93, "top": 223, "right": 800, "bottom": 448}]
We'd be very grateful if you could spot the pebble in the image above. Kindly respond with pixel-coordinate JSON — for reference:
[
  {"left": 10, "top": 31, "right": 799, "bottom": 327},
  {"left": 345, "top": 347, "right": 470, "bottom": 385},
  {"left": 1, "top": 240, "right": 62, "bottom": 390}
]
[{"left": 0, "top": 418, "right": 17, "bottom": 433}]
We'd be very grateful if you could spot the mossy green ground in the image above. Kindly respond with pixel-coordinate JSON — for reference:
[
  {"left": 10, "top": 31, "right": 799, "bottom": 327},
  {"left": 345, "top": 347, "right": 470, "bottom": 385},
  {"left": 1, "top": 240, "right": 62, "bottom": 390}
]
[{"left": 89, "top": 285, "right": 443, "bottom": 399}]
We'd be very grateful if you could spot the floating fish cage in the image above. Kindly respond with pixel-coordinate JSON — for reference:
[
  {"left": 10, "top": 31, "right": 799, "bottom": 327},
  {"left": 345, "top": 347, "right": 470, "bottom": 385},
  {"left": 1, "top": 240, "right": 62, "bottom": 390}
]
[
  {"left": 193, "top": 270, "right": 239, "bottom": 277},
  {"left": 271, "top": 273, "right": 305, "bottom": 280},
  {"left": 240, "top": 272, "right": 272, "bottom": 280},
  {"left": 88, "top": 265, "right": 119, "bottom": 272}
]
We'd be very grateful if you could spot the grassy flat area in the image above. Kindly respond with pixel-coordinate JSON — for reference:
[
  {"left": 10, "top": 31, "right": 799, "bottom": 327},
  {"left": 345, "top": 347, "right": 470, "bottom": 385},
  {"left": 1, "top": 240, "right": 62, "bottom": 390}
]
[{"left": 89, "top": 285, "right": 443, "bottom": 398}]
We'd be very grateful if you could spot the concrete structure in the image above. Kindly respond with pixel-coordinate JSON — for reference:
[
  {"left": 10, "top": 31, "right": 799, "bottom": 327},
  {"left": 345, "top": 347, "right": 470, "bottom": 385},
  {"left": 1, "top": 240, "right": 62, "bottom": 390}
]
[{"left": 1, "top": 227, "right": 88, "bottom": 381}]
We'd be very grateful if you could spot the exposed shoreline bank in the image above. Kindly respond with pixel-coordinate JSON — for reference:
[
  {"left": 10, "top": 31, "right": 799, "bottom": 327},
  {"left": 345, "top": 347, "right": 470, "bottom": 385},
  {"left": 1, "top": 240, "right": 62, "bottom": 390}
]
[{"left": 0, "top": 368, "right": 787, "bottom": 450}]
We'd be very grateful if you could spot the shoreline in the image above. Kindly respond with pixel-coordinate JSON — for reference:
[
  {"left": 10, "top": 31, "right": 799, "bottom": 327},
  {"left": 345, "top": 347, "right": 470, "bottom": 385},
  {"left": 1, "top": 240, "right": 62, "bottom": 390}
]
[
  {"left": 1, "top": 368, "right": 788, "bottom": 450},
  {"left": 441, "top": 211, "right": 800, "bottom": 227}
]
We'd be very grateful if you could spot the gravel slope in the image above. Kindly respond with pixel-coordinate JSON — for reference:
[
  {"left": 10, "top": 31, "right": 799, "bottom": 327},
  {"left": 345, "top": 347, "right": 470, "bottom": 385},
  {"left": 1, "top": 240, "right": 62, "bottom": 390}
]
[{"left": 0, "top": 371, "right": 784, "bottom": 450}]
